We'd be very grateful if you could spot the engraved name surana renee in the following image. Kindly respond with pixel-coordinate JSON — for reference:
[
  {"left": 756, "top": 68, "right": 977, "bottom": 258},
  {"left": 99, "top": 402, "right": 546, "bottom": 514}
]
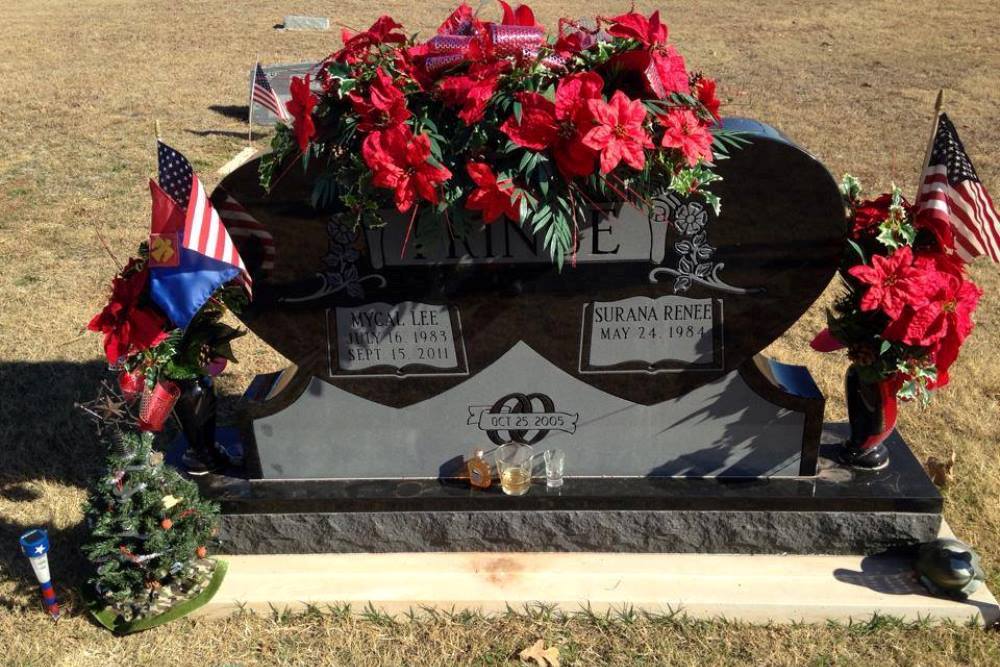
[{"left": 583, "top": 295, "right": 718, "bottom": 371}]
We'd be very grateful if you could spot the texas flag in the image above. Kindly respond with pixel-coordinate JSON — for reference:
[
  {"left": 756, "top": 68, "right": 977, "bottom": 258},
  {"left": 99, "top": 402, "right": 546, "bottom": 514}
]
[{"left": 148, "top": 141, "right": 251, "bottom": 328}]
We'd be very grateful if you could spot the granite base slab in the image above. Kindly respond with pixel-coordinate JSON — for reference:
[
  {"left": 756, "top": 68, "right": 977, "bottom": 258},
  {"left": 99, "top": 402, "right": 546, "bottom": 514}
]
[
  {"left": 183, "top": 425, "right": 943, "bottom": 556},
  {"left": 218, "top": 508, "right": 939, "bottom": 556}
]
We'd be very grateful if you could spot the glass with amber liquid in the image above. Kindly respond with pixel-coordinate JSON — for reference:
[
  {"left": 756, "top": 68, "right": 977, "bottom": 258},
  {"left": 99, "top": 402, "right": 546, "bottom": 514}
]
[{"left": 495, "top": 443, "right": 534, "bottom": 496}]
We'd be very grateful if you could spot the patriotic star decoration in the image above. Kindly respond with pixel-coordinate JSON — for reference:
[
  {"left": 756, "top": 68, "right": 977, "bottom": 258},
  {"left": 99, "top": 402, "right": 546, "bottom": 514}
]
[
  {"left": 932, "top": 119, "right": 979, "bottom": 183},
  {"left": 157, "top": 142, "right": 195, "bottom": 207}
]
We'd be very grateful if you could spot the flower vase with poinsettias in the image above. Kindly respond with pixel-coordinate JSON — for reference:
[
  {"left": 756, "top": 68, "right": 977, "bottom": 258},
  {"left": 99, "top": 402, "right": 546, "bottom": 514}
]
[
  {"left": 260, "top": 3, "right": 748, "bottom": 268},
  {"left": 812, "top": 175, "right": 982, "bottom": 469},
  {"left": 88, "top": 241, "right": 247, "bottom": 474}
]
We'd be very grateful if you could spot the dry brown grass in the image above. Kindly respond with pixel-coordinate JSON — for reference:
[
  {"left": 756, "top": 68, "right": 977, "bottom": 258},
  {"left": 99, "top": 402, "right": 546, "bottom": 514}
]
[{"left": 1, "top": 0, "right": 999, "bottom": 664}]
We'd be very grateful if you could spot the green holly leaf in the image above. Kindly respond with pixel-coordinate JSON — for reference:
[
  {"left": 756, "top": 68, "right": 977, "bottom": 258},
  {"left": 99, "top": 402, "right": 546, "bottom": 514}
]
[{"left": 840, "top": 174, "right": 862, "bottom": 202}]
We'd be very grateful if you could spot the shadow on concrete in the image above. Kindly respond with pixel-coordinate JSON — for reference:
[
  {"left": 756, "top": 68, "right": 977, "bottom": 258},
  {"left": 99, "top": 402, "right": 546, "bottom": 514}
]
[{"left": 834, "top": 551, "right": 999, "bottom": 623}]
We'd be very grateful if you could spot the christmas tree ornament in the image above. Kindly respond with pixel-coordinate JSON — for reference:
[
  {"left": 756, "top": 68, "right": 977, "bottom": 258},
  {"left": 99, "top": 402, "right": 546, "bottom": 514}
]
[
  {"left": 161, "top": 518, "right": 173, "bottom": 530},
  {"left": 195, "top": 546, "right": 207, "bottom": 559},
  {"left": 18, "top": 528, "right": 61, "bottom": 620},
  {"left": 118, "top": 368, "right": 145, "bottom": 403},
  {"left": 114, "top": 482, "right": 147, "bottom": 500},
  {"left": 138, "top": 380, "right": 181, "bottom": 432},
  {"left": 162, "top": 494, "right": 183, "bottom": 509},
  {"left": 95, "top": 395, "right": 126, "bottom": 420}
]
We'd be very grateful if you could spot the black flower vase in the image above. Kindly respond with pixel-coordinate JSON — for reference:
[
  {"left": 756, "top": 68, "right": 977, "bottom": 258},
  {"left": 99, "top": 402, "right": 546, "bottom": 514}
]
[
  {"left": 173, "top": 376, "right": 224, "bottom": 474},
  {"left": 841, "top": 365, "right": 897, "bottom": 470}
]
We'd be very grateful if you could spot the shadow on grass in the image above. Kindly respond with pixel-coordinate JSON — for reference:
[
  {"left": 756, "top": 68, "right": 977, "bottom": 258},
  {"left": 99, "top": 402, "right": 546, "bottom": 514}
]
[
  {"left": 0, "top": 360, "right": 244, "bottom": 614},
  {"left": 0, "top": 360, "right": 108, "bottom": 486},
  {"left": 208, "top": 104, "right": 249, "bottom": 121},
  {"left": 185, "top": 128, "right": 259, "bottom": 139}
]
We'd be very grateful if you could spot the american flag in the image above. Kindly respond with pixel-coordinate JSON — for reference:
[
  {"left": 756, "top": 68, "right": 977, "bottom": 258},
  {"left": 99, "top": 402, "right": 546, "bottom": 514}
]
[
  {"left": 157, "top": 141, "right": 252, "bottom": 294},
  {"left": 252, "top": 62, "right": 289, "bottom": 122},
  {"left": 212, "top": 188, "right": 276, "bottom": 275},
  {"left": 916, "top": 113, "right": 1000, "bottom": 263}
]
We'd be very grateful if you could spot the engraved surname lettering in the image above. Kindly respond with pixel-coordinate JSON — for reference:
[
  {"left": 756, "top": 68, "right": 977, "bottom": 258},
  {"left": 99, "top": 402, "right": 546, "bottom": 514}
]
[
  {"left": 503, "top": 219, "right": 539, "bottom": 258},
  {"left": 590, "top": 215, "right": 621, "bottom": 255}
]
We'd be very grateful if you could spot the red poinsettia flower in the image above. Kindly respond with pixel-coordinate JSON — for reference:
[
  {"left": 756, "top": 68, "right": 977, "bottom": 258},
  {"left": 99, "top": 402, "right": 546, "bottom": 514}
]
[
  {"left": 914, "top": 251, "right": 966, "bottom": 281},
  {"left": 88, "top": 260, "right": 169, "bottom": 364},
  {"left": 914, "top": 207, "right": 956, "bottom": 251},
  {"left": 437, "top": 60, "right": 508, "bottom": 125},
  {"left": 604, "top": 9, "right": 668, "bottom": 44},
  {"left": 693, "top": 76, "right": 721, "bottom": 120},
  {"left": 332, "top": 15, "right": 407, "bottom": 63},
  {"left": 604, "top": 10, "right": 689, "bottom": 98},
  {"left": 850, "top": 193, "right": 893, "bottom": 239},
  {"left": 361, "top": 125, "right": 452, "bottom": 212},
  {"left": 350, "top": 68, "right": 411, "bottom": 132},
  {"left": 882, "top": 272, "right": 981, "bottom": 365},
  {"left": 500, "top": 71, "right": 604, "bottom": 178},
  {"left": 499, "top": 1, "right": 540, "bottom": 27},
  {"left": 554, "top": 20, "right": 596, "bottom": 57},
  {"left": 848, "top": 245, "right": 940, "bottom": 319},
  {"left": 583, "top": 90, "right": 653, "bottom": 173},
  {"left": 464, "top": 162, "right": 520, "bottom": 223},
  {"left": 657, "top": 108, "right": 714, "bottom": 167},
  {"left": 286, "top": 75, "right": 317, "bottom": 152}
]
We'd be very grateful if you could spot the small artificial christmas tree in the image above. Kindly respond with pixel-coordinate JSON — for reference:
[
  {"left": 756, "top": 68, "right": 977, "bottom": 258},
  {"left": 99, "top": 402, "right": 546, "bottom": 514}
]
[{"left": 82, "top": 429, "right": 221, "bottom": 623}]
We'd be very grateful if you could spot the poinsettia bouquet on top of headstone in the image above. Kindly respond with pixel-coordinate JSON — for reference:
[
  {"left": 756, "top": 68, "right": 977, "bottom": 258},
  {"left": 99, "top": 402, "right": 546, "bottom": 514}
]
[
  {"left": 260, "top": 2, "right": 747, "bottom": 267},
  {"left": 813, "top": 175, "right": 983, "bottom": 403}
]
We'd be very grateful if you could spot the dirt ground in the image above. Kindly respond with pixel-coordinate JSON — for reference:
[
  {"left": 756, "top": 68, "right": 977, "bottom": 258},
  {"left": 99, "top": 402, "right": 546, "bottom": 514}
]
[{"left": 1, "top": 0, "right": 998, "bottom": 664}]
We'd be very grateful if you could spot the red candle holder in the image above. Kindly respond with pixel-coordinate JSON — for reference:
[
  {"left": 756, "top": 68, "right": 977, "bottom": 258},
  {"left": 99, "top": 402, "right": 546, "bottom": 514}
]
[{"left": 138, "top": 380, "right": 181, "bottom": 432}]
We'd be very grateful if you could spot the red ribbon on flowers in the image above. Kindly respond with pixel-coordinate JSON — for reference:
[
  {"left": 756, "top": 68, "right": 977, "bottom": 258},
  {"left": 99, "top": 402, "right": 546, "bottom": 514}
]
[
  {"left": 421, "top": 24, "right": 546, "bottom": 74},
  {"left": 486, "top": 24, "right": 544, "bottom": 56},
  {"left": 428, "top": 34, "right": 474, "bottom": 54}
]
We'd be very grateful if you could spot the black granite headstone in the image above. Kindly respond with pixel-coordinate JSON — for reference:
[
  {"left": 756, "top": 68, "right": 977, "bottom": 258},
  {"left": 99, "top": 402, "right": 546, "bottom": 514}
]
[{"left": 218, "top": 119, "right": 843, "bottom": 480}]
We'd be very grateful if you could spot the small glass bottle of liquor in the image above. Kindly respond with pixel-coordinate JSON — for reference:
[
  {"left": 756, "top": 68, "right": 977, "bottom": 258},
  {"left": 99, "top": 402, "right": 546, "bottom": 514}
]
[{"left": 467, "top": 449, "right": 492, "bottom": 489}]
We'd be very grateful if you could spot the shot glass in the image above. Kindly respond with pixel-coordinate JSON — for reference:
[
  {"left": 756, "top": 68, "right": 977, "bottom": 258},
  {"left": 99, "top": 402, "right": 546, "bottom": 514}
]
[{"left": 544, "top": 448, "right": 565, "bottom": 488}]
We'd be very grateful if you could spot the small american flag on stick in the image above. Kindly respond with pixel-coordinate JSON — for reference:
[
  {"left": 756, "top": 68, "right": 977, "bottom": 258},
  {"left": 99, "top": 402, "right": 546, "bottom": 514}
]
[
  {"left": 157, "top": 141, "right": 252, "bottom": 295},
  {"left": 213, "top": 188, "right": 276, "bottom": 276},
  {"left": 916, "top": 112, "right": 1000, "bottom": 263},
  {"left": 251, "top": 62, "right": 289, "bottom": 122}
]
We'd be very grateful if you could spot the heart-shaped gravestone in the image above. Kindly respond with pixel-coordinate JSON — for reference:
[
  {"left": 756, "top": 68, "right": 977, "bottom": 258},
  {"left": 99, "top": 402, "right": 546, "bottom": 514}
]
[{"left": 217, "top": 118, "right": 843, "bottom": 411}]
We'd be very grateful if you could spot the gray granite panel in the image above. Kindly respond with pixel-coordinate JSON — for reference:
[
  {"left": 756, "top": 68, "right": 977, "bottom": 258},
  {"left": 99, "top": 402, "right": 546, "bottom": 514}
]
[
  {"left": 254, "top": 344, "right": 806, "bottom": 480},
  {"left": 219, "top": 509, "right": 940, "bottom": 556}
]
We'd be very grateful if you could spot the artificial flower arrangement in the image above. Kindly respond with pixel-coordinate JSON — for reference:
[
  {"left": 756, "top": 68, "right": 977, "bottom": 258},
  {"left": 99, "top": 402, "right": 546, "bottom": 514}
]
[
  {"left": 814, "top": 176, "right": 982, "bottom": 404},
  {"left": 87, "top": 243, "right": 246, "bottom": 431},
  {"left": 261, "top": 2, "right": 747, "bottom": 267}
]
